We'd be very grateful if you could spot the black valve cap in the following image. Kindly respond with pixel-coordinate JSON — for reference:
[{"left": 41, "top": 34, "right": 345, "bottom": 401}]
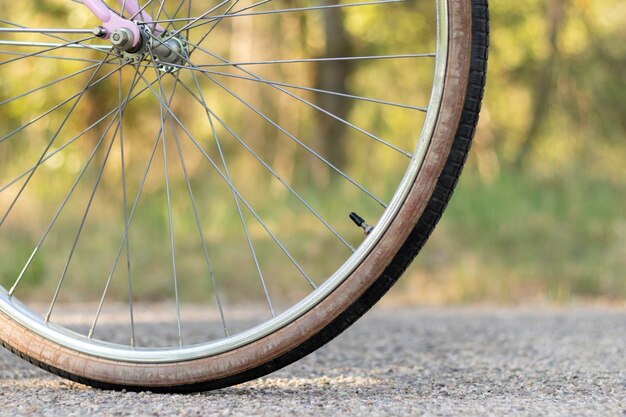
[{"left": 349, "top": 212, "right": 366, "bottom": 227}]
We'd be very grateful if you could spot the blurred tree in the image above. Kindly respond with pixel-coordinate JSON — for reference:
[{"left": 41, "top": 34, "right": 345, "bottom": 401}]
[
  {"left": 514, "top": 0, "right": 568, "bottom": 168},
  {"left": 314, "top": 0, "right": 355, "bottom": 170}
]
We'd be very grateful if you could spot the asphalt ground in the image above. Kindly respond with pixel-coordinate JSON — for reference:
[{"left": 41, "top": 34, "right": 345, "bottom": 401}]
[{"left": 0, "top": 306, "right": 625, "bottom": 416}]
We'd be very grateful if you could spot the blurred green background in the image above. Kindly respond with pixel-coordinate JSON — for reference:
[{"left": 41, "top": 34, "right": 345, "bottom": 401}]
[
  {"left": 392, "top": 0, "right": 626, "bottom": 304},
  {"left": 0, "top": 0, "right": 624, "bottom": 307}
]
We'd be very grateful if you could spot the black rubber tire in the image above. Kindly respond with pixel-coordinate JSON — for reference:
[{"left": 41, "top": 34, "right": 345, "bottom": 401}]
[{"left": 1, "top": 0, "right": 488, "bottom": 392}]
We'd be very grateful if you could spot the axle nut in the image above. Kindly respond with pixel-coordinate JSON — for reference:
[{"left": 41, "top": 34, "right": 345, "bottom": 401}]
[{"left": 110, "top": 28, "right": 135, "bottom": 51}]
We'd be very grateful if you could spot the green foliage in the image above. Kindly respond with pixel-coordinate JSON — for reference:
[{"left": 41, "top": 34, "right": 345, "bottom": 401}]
[
  {"left": 478, "top": 0, "right": 626, "bottom": 175},
  {"left": 393, "top": 168, "right": 626, "bottom": 304}
]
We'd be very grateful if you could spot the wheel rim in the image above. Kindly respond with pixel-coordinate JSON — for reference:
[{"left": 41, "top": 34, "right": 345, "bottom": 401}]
[{"left": 0, "top": 0, "right": 448, "bottom": 362}]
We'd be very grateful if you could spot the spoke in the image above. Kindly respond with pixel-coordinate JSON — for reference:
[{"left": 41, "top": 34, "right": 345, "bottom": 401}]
[
  {"left": 0, "top": 27, "right": 98, "bottom": 35},
  {"left": 88, "top": 73, "right": 167, "bottom": 342},
  {"left": 0, "top": 114, "right": 115, "bottom": 195},
  {"left": 180, "top": 76, "right": 356, "bottom": 252},
  {"left": 233, "top": 0, "right": 275, "bottom": 13},
  {"left": 166, "top": 77, "right": 230, "bottom": 335},
  {"left": 0, "top": 37, "right": 105, "bottom": 67},
  {"left": 188, "top": 69, "right": 276, "bottom": 317},
  {"left": 184, "top": 40, "right": 413, "bottom": 155},
  {"left": 148, "top": 0, "right": 233, "bottom": 45},
  {"left": 119, "top": 7, "right": 131, "bottom": 246},
  {"left": 0, "top": 19, "right": 118, "bottom": 60},
  {"left": 118, "top": 66, "right": 136, "bottom": 348},
  {"left": 166, "top": 0, "right": 188, "bottom": 32},
  {"left": 0, "top": 61, "right": 104, "bottom": 106},
  {"left": 151, "top": 0, "right": 186, "bottom": 32},
  {"left": 177, "top": 64, "right": 386, "bottom": 207},
  {"left": 0, "top": 50, "right": 118, "bottom": 65},
  {"left": 145, "top": 32, "right": 389, "bottom": 206},
  {"left": 123, "top": 0, "right": 158, "bottom": 21},
  {"left": 149, "top": 54, "right": 184, "bottom": 348},
  {"left": 0, "top": 79, "right": 155, "bottom": 194},
  {"left": 173, "top": 58, "right": 427, "bottom": 113},
  {"left": 0, "top": 58, "right": 112, "bottom": 229},
  {"left": 137, "top": 71, "right": 317, "bottom": 290},
  {"left": 89, "top": 132, "right": 160, "bottom": 340},
  {"left": 153, "top": 0, "right": 406, "bottom": 28},
  {"left": 210, "top": 115, "right": 277, "bottom": 317},
  {"left": 185, "top": 0, "right": 193, "bottom": 39},
  {"left": 9, "top": 107, "right": 124, "bottom": 296},
  {"left": 118, "top": 0, "right": 165, "bottom": 35},
  {"left": 203, "top": 72, "right": 387, "bottom": 206},
  {"left": 153, "top": 0, "right": 168, "bottom": 24},
  {"left": 192, "top": 53, "right": 436, "bottom": 67},
  {"left": 188, "top": 0, "right": 240, "bottom": 55},
  {"left": 45, "top": 110, "right": 120, "bottom": 322},
  {"left": 0, "top": 40, "right": 109, "bottom": 51},
  {"left": 0, "top": 64, "right": 122, "bottom": 146}
]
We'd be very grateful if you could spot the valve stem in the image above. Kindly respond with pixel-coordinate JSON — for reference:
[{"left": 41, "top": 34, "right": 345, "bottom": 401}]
[{"left": 350, "top": 212, "right": 374, "bottom": 235}]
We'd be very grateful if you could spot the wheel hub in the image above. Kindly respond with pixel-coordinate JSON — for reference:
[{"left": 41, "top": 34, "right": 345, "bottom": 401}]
[
  {"left": 152, "top": 31, "right": 189, "bottom": 73},
  {"left": 111, "top": 25, "right": 189, "bottom": 73}
]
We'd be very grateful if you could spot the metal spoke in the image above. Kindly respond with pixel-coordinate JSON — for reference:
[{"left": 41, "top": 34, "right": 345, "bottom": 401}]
[
  {"left": 88, "top": 69, "right": 170, "bottom": 341},
  {"left": 166, "top": 0, "right": 188, "bottom": 32},
  {"left": 123, "top": 0, "right": 158, "bottom": 20},
  {"left": 9, "top": 106, "right": 124, "bottom": 296},
  {"left": 206, "top": 74, "right": 387, "bottom": 206},
  {"left": 0, "top": 18, "right": 118, "bottom": 60},
  {"left": 171, "top": 59, "right": 387, "bottom": 207},
  {"left": 0, "top": 37, "right": 104, "bottom": 66},
  {"left": 185, "top": 0, "right": 193, "bottom": 39},
  {"left": 151, "top": 0, "right": 185, "bottom": 31},
  {"left": 149, "top": 52, "right": 184, "bottom": 348},
  {"left": 179, "top": 76, "right": 356, "bottom": 252},
  {"left": 136, "top": 71, "right": 317, "bottom": 290},
  {"left": 187, "top": 69, "right": 276, "bottom": 318},
  {"left": 191, "top": 53, "right": 436, "bottom": 67},
  {"left": 166, "top": 77, "right": 230, "bottom": 335},
  {"left": 118, "top": 65, "right": 136, "bottom": 348},
  {"left": 0, "top": 40, "right": 109, "bottom": 51},
  {"left": 147, "top": 0, "right": 236, "bottom": 45},
  {"left": 152, "top": 0, "right": 407, "bottom": 28},
  {"left": 0, "top": 64, "right": 123, "bottom": 145},
  {"left": 0, "top": 50, "right": 118, "bottom": 65},
  {"left": 88, "top": 72, "right": 167, "bottom": 341},
  {"left": 154, "top": 0, "right": 168, "bottom": 24},
  {"left": 0, "top": 79, "right": 155, "bottom": 194},
  {"left": 188, "top": 0, "right": 240, "bottom": 55},
  {"left": 0, "top": 27, "right": 99, "bottom": 35},
  {"left": 0, "top": 58, "right": 111, "bottom": 229},
  {"left": 0, "top": 61, "right": 106, "bottom": 106},
  {"left": 169, "top": 58, "right": 427, "bottom": 113},
  {"left": 184, "top": 40, "right": 413, "bottom": 155},
  {"left": 45, "top": 108, "right": 120, "bottom": 323},
  {"left": 144, "top": 32, "right": 390, "bottom": 206}
]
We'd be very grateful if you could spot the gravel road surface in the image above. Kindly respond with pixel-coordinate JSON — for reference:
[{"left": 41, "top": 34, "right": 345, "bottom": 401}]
[{"left": 0, "top": 306, "right": 624, "bottom": 417}]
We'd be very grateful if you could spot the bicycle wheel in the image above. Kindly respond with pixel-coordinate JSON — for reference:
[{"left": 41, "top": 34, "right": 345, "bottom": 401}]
[{"left": 0, "top": 0, "right": 488, "bottom": 391}]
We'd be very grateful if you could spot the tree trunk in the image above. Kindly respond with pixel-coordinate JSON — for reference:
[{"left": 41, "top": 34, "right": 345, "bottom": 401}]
[
  {"left": 514, "top": 0, "right": 567, "bottom": 168},
  {"left": 314, "top": 0, "right": 354, "bottom": 170}
]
